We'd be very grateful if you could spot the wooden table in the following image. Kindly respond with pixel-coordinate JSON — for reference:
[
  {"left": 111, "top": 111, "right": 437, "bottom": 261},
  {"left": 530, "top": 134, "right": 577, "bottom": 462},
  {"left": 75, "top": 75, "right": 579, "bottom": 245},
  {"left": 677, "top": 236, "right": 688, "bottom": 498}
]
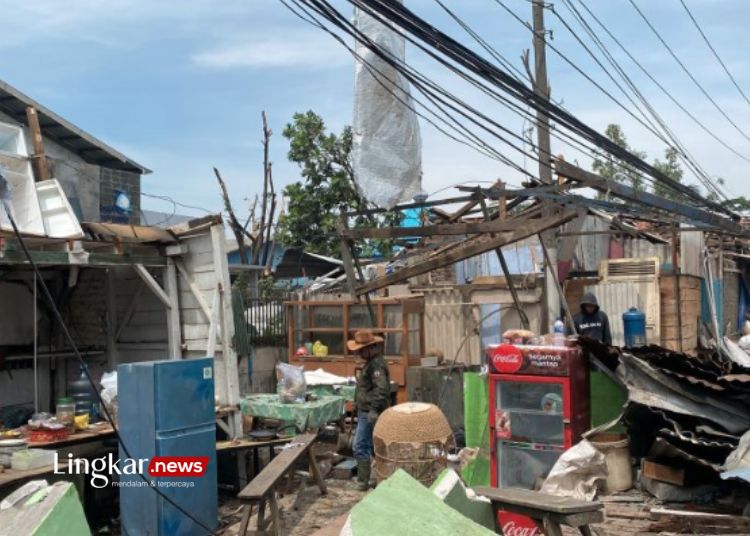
[
  {"left": 0, "top": 424, "right": 117, "bottom": 491},
  {"left": 473, "top": 487, "right": 603, "bottom": 536}
]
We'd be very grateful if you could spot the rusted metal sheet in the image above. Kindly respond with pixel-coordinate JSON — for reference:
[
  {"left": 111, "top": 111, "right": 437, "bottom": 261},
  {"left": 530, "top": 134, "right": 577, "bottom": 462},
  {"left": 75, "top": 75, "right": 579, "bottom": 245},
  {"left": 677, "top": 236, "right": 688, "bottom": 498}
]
[{"left": 84, "top": 221, "right": 176, "bottom": 243}]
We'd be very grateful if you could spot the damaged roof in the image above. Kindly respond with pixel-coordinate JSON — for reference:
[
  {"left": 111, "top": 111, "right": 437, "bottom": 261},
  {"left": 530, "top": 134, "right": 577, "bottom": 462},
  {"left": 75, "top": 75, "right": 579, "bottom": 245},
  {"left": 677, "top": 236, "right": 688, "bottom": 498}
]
[{"left": 0, "top": 79, "right": 150, "bottom": 174}]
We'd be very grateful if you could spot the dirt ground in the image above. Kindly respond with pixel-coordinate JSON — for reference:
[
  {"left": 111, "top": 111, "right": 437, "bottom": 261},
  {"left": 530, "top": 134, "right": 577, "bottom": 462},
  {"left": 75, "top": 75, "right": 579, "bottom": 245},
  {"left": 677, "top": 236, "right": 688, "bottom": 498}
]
[{"left": 219, "top": 477, "right": 365, "bottom": 536}]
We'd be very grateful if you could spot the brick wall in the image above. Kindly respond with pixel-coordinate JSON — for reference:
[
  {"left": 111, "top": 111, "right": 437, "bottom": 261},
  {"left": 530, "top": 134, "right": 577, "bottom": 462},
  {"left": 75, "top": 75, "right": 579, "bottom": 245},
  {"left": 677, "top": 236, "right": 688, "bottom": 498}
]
[{"left": 99, "top": 167, "right": 141, "bottom": 224}]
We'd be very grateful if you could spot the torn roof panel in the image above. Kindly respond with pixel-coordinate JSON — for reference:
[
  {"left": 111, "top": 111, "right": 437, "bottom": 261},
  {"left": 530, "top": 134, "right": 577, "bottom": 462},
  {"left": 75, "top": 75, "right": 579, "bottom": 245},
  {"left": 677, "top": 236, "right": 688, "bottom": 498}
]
[{"left": 84, "top": 221, "right": 175, "bottom": 243}]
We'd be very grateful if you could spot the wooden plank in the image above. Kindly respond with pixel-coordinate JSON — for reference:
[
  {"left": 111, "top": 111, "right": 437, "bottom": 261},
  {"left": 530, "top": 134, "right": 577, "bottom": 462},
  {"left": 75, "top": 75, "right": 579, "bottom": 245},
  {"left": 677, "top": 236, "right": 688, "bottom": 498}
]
[
  {"left": 165, "top": 259, "right": 182, "bottom": 359},
  {"left": 641, "top": 459, "right": 685, "bottom": 486},
  {"left": 175, "top": 259, "right": 216, "bottom": 330},
  {"left": 342, "top": 206, "right": 542, "bottom": 239},
  {"left": 134, "top": 264, "right": 171, "bottom": 309},
  {"left": 207, "top": 288, "right": 220, "bottom": 357},
  {"left": 106, "top": 269, "right": 118, "bottom": 369},
  {"left": 356, "top": 210, "right": 577, "bottom": 295},
  {"left": 238, "top": 432, "right": 317, "bottom": 500},
  {"left": 210, "top": 224, "right": 241, "bottom": 432},
  {"left": 474, "top": 487, "right": 601, "bottom": 515},
  {"left": 115, "top": 281, "right": 146, "bottom": 341},
  {"left": 25, "top": 107, "right": 50, "bottom": 181}
]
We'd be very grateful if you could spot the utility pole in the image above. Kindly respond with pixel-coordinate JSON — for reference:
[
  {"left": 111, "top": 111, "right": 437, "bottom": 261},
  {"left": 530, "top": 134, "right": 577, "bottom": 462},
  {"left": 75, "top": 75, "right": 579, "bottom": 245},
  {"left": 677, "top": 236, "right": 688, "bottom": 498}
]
[
  {"left": 532, "top": 0, "right": 552, "bottom": 185},
  {"left": 531, "top": 0, "right": 559, "bottom": 332}
]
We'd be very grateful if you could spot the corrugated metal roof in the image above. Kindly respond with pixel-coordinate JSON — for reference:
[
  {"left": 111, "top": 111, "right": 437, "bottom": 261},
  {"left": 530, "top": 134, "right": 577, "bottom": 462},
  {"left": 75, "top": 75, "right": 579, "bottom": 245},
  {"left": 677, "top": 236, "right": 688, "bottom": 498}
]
[{"left": 0, "top": 79, "right": 149, "bottom": 174}]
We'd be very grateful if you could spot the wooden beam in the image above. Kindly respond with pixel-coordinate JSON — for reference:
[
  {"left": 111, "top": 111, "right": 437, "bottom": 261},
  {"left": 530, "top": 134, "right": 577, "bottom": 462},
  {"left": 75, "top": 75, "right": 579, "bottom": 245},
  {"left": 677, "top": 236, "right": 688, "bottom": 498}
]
[
  {"left": 115, "top": 281, "right": 146, "bottom": 341},
  {"left": 341, "top": 207, "right": 543, "bottom": 240},
  {"left": 105, "top": 269, "right": 118, "bottom": 369},
  {"left": 355, "top": 209, "right": 578, "bottom": 295},
  {"left": 174, "top": 259, "right": 220, "bottom": 338},
  {"left": 25, "top": 107, "right": 50, "bottom": 182},
  {"left": 206, "top": 288, "right": 221, "bottom": 357},
  {"left": 134, "top": 264, "right": 171, "bottom": 309},
  {"left": 165, "top": 259, "right": 182, "bottom": 359},
  {"left": 555, "top": 159, "right": 745, "bottom": 235}
]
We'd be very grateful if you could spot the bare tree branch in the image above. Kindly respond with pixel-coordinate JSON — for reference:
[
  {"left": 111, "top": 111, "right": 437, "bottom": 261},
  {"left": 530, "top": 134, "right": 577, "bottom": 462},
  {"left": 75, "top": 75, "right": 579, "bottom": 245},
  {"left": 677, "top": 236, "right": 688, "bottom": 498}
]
[{"left": 214, "top": 167, "right": 253, "bottom": 265}]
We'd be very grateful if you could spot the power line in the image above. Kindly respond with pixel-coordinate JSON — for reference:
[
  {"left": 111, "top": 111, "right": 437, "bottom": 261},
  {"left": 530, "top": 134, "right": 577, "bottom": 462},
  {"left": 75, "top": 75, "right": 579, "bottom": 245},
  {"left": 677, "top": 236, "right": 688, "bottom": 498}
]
[
  {"left": 574, "top": 0, "right": 750, "bottom": 167},
  {"left": 678, "top": 0, "right": 750, "bottom": 111},
  {"left": 628, "top": 0, "right": 750, "bottom": 145},
  {"left": 555, "top": 0, "right": 729, "bottom": 200},
  {"left": 353, "top": 0, "right": 725, "bottom": 209}
]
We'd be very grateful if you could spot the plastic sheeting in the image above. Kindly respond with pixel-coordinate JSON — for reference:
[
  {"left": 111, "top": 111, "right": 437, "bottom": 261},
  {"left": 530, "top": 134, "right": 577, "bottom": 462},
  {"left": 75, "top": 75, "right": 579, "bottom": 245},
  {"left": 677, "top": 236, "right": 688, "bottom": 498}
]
[
  {"left": 540, "top": 440, "right": 607, "bottom": 501},
  {"left": 352, "top": 2, "right": 422, "bottom": 209}
]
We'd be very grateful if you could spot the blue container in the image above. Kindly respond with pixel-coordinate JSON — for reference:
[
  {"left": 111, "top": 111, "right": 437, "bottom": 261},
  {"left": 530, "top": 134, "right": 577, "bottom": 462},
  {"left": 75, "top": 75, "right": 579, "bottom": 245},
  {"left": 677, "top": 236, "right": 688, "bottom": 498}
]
[
  {"left": 622, "top": 307, "right": 647, "bottom": 347},
  {"left": 118, "top": 358, "right": 217, "bottom": 536}
]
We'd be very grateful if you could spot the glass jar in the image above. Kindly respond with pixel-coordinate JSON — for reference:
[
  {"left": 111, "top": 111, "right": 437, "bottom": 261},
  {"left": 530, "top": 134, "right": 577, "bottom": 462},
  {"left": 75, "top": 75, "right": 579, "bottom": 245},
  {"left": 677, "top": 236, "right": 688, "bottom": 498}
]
[{"left": 56, "top": 397, "right": 76, "bottom": 432}]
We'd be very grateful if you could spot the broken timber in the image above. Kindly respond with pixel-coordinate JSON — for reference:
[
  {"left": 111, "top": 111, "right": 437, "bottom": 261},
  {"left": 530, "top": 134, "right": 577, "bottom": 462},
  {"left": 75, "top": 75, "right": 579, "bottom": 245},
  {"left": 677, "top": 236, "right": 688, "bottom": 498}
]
[
  {"left": 341, "top": 207, "right": 543, "bottom": 239},
  {"left": 555, "top": 159, "right": 745, "bottom": 235},
  {"left": 354, "top": 208, "right": 577, "bottom": 295}
]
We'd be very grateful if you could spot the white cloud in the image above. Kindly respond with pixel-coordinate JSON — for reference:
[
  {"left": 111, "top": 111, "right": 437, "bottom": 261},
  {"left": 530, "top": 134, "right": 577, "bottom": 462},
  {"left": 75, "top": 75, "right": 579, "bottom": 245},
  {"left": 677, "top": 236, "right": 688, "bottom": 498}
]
[{"left": 191, "top": 32, "right": 351, "bottom": 69}]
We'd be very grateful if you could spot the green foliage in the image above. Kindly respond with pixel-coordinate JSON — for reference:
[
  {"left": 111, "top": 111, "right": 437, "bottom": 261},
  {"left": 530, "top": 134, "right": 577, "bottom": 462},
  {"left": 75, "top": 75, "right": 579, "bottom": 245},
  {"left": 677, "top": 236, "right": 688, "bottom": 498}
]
[
  {"left": 722, "top": 195, "right": 750, "bottom": 214},
  {"left": 276, "top": 110, "right": 400, "bottom": 258},
  {"left": 592, "top": 124, "right": 647, "bottom": 195},
  {"left": 652, "top": 147, "right": 684, "bottom": 199}
]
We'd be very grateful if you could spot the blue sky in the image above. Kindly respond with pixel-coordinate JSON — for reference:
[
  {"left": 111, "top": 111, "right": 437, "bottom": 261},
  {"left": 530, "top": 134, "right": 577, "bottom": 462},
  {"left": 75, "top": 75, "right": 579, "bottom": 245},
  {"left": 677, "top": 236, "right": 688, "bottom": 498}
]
[{"left": 1, "top": 0, "right": 748, "bottom": 218}]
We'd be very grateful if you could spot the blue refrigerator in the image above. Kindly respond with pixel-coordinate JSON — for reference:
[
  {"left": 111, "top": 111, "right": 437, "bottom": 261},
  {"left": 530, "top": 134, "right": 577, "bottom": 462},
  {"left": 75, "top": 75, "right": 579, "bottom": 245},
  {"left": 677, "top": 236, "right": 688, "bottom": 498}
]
[{"left": 118, "top": 357, "right": 218, "bottom": 536}]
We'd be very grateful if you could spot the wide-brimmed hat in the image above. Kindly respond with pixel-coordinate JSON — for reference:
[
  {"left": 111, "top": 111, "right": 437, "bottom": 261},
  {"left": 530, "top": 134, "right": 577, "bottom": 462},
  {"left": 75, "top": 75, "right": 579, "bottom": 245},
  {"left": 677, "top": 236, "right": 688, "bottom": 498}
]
[{"left": 347, "top": 330, "right": 384, "bottom": 352}]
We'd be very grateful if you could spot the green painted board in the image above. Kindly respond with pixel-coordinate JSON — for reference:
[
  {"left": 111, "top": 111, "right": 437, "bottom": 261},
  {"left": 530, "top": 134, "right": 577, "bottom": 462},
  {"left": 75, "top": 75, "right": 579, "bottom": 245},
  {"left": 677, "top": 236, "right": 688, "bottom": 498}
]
[
  {"left": 462, "top": 372, "right": 490, "bottom": 487},
  {"left": 431, "top": 469, "right": 495, "bottom": 530},
  {"left": 590, "top": 371, "right": 626, "bottom": 433},
  {"left": 0, "top": 482, "right": 90, "bottom": 536},
  {"left": 347, "top": 470, "right": 494, "bottom": 535}
]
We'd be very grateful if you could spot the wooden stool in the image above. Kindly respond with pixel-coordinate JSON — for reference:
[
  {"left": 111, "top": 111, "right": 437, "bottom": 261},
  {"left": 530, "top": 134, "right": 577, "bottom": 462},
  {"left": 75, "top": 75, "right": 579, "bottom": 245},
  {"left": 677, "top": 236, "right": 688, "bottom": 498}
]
[{"left": 473, "top": 487, "right": 603, "bottom": 536}]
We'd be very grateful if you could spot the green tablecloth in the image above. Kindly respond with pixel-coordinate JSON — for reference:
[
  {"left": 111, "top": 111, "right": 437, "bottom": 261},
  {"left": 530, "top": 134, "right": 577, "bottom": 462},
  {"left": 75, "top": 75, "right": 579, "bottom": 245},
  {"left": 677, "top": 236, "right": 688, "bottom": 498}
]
[
  {"left": 307, "top": 384, "right": 357, "bottom": 402},
  {"left": 240, "top": 394, "right": 346, "bottom": 431}
]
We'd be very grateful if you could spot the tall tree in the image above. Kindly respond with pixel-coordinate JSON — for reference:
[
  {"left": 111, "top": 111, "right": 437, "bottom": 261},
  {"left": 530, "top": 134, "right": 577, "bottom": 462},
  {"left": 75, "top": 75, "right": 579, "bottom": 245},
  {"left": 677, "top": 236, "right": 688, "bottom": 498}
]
[
  {"left": 276, "top": 111, "right": 398, "bottom": 257},
  {"left": 591, "top": 124, "right": 647, "bottom": 195},
  {"left": 652, "top": 147, "right": 684, "bottom": 199}
]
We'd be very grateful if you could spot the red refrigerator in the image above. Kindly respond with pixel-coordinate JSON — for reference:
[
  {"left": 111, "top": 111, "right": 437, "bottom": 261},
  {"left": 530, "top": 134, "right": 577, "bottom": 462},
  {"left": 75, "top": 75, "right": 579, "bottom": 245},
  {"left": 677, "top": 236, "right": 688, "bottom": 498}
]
[{"left": 487, "top": 343, "right": 589, "bottom": 536}]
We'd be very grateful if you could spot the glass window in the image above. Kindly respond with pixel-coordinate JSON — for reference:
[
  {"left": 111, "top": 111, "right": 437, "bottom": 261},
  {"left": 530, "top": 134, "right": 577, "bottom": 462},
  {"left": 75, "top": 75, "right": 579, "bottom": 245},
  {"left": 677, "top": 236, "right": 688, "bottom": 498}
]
[
  {"left": 307, "top": 331, "right": 344, "bottom": 356},
  {"left": 312, "top": 306, "right": 342, "bottom": 329},
  {"left": 384, "top": 332, "right": 402, "bottom": 356},
  {"left": 349, "top": 305, "right": 372, "bottom": 329},
  {"left": 495, "top": 381, "right": 564, "bottom": 445},
  {"left": 497, "top": 443, "right": 563, "bottom": 489}
]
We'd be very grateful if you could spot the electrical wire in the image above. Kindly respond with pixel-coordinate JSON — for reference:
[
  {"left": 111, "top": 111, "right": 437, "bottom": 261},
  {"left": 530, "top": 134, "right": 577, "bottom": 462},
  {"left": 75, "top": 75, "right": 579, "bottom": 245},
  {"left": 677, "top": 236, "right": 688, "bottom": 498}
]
[
  {"left": 304, "top": 0, "right": 734, "bottom": 216},
  {"left": 574, "top": 0, "right": 750, "bottom": 167},
  {"left": 0, "top": 178, "right": 220, "bottom": 536},
  {"left": 555, "top": 0, "right": 730, "bottom": 200},
  {"left": 678, "top": 0, "right": 750, "bottom": 111},
  {"left": 628, "top": 0, "right": 750, "bottom": 145}
]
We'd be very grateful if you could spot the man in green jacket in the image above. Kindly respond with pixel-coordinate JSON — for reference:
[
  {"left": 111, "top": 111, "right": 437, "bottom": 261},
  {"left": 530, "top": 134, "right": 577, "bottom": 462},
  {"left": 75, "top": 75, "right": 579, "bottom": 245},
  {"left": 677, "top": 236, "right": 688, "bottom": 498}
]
[{"left": 349, "top": 330, "right": 390, "bottom": 491}]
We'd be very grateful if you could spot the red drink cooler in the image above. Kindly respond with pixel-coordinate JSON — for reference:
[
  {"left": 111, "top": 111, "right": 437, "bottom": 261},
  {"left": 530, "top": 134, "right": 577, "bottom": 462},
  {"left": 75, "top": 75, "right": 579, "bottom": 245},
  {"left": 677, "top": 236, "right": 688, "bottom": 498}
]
[{"left": 487, "top": 343, "right": 589, "bottom": 536}]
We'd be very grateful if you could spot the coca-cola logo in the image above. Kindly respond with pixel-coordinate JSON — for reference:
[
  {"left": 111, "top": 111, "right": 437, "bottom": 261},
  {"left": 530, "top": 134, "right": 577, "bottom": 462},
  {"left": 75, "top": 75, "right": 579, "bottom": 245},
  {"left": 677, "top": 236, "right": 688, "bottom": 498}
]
[
  {"left": 488, "top": 344, "right": 523, "bottom": 373},
  {"left": 502, "top": 521, "right": 543, "bottom": 536}
]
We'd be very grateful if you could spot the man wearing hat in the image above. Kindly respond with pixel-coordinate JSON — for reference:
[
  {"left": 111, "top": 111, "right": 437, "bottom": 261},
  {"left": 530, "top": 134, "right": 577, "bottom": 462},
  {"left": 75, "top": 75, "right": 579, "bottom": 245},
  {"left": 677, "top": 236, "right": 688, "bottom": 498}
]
[{"left": 349, "top": 330, "right": 390, "bottom": 491}]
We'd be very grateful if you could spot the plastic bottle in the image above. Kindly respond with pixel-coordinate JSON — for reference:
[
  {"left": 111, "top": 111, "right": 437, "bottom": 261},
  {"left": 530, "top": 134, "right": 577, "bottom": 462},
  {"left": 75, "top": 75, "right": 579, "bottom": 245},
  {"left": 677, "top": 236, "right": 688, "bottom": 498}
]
[{"left": 552, "top": 318, "right": 565, "bottom": 346}]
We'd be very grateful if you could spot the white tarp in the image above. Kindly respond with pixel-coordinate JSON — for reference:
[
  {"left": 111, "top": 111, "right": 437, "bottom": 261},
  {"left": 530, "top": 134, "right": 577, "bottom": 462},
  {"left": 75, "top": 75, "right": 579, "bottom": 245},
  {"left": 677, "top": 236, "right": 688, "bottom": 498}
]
[{"left": 352, "top": 2, "right": 422, "bottom": 209}]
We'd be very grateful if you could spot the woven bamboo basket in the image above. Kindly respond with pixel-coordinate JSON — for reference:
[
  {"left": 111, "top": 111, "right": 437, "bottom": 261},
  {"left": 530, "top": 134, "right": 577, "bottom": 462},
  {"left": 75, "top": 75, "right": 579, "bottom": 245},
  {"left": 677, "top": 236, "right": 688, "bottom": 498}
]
[{"left": 373, "top": 402, "right": 453, "bottom": 486}]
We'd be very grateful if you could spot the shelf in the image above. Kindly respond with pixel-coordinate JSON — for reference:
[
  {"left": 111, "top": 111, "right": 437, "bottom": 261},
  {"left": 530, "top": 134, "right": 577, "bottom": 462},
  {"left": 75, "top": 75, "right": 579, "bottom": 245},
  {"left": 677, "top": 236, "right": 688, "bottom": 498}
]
[
  {"left": 498, "top": 440, "right": 565, "bottom": 451},
  {"left": 498, "top": 408, "right": 562, "bottom": 417}
]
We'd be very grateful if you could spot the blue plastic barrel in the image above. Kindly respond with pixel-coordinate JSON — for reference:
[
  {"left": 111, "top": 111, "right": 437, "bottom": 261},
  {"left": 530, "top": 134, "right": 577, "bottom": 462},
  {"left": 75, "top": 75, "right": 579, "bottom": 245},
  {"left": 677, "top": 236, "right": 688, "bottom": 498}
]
[{"left": 622, "top": 307, "right": 647, "bottom": 347}]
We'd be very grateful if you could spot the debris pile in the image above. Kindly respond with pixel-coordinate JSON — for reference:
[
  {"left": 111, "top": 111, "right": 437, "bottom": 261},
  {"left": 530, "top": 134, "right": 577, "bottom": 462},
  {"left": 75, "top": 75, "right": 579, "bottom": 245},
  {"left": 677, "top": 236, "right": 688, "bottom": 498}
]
[{"left": 583, "top": 338, "right": 750, "bottom": 495}]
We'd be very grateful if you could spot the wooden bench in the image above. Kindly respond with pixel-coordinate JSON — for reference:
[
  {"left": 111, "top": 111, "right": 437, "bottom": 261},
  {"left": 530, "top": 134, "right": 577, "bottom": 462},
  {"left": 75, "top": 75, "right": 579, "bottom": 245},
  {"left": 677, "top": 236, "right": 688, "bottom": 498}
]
[
  {"left": 237, "top": 432, "right": 327, "bottom": 536},
  {"left": 473, "top": 487, "right": 603, "bottom": 536}
]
